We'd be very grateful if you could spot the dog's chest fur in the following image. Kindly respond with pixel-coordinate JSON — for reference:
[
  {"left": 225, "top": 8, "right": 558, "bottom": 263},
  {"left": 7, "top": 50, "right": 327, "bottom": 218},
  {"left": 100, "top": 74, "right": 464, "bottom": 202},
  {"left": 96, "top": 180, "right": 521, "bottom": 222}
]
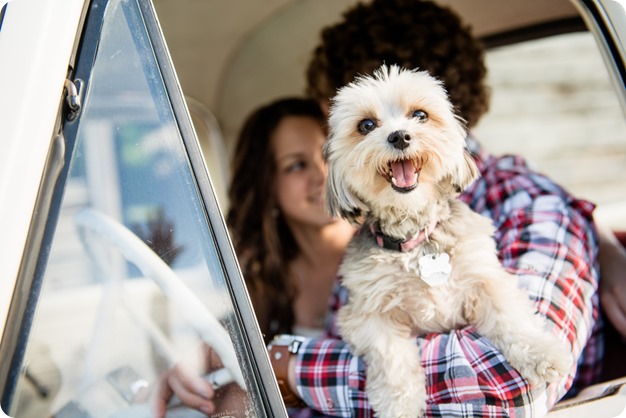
[{"left": 339, "top": 199, "right": 495, "bottom": 334}]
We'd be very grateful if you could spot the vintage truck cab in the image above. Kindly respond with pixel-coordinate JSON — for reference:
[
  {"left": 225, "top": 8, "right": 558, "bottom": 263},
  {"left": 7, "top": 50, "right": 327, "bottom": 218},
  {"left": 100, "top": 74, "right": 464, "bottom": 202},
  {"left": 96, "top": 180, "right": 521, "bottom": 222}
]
[{"left": 1, "top": 0, "right": 625, "bottom": 417}]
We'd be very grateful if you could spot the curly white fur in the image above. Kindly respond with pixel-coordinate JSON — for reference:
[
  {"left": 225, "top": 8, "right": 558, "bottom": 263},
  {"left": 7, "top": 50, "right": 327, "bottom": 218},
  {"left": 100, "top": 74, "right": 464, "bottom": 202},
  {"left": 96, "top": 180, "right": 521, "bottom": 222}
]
[{"left": 325, "top": 65, "right": 571, "bottom": 418}]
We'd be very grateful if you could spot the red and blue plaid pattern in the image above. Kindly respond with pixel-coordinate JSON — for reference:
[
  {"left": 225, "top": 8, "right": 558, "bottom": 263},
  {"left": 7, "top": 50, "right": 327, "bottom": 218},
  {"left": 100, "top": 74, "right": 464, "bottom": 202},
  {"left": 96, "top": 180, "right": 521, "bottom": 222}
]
[{"left": 291, "top": 137, "right": 601, "bottom": 417}]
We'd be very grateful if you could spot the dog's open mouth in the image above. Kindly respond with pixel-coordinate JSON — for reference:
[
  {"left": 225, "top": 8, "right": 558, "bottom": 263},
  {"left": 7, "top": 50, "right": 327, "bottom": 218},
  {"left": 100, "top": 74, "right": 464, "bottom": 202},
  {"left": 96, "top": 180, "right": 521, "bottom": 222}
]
[{"left": 379, "top": 157, "right": 423, "bottom": 193}]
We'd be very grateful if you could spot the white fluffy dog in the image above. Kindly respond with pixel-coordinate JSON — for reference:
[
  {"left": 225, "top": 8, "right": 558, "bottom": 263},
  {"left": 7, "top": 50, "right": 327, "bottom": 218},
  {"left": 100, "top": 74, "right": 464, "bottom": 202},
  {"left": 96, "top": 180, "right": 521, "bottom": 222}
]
[{"left": 325, "top": 65, "right": 571, "bottom": 418}]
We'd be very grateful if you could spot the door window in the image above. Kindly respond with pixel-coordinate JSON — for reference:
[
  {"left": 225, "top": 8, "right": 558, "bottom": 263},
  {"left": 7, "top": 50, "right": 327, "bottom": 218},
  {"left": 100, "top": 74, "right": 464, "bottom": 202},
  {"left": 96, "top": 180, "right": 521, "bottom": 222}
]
[{"left": 6, "top": 0, "right": 278, "bottom": 416}]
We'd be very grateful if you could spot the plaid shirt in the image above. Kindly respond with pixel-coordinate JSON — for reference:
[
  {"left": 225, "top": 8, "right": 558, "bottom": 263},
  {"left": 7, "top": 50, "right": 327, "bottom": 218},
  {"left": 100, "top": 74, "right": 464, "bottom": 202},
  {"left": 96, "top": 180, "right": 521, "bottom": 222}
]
[{"left": 291, "top": 137, "right": 601, "bottom": 417}]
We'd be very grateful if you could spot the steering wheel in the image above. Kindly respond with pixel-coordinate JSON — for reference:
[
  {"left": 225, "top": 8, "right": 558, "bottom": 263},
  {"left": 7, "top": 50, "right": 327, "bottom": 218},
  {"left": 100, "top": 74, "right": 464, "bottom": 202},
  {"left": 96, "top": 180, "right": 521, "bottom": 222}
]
[{"left": 74, "top": 207, "right": 245, "bottom": 391}]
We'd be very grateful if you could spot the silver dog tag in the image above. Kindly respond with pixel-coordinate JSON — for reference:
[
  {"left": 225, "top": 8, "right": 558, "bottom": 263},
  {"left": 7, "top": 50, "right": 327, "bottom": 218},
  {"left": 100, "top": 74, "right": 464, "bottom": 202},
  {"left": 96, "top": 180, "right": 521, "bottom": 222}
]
[{"left": 418, "top": 252, "right": 451, "bottom": 286}]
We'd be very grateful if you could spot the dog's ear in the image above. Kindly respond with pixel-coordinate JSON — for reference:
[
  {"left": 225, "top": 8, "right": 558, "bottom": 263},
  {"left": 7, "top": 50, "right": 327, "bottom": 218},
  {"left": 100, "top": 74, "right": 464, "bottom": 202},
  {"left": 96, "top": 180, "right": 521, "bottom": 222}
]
[
  {"left": 325, "top": 150, "right": 367, "bottom": 224},
  {"left": 452, "top": 149, "right": 480, "bottom": 193}
]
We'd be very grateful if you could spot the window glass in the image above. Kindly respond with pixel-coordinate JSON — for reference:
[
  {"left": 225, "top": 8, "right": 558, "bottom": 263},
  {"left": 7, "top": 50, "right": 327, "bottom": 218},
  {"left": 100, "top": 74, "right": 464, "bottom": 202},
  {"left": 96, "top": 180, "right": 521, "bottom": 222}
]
[
  {"left": 9, "top": 0, "right": 262, "bottom": 416},
  {"left": 474, "top": 32, "right": 626, "bottom": 229}
]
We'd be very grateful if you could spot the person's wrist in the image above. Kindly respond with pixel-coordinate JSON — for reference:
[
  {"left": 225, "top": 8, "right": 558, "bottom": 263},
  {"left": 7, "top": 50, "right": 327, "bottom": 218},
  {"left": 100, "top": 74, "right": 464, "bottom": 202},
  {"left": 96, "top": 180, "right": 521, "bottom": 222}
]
[{"left": 267, "top": 334, "right": 307, "bottom": 408}]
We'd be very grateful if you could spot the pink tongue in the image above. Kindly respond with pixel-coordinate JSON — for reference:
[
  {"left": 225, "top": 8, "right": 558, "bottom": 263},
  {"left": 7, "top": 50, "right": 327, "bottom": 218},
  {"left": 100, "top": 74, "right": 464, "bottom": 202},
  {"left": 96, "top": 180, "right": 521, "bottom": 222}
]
[{"left": 391, "top": 160, "right": 417, "bottom": 188}]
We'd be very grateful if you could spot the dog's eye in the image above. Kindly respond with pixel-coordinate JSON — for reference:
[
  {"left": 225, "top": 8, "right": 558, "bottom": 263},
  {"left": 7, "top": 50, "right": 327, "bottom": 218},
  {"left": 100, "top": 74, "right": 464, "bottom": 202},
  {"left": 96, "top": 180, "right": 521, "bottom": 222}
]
[
  {"left": 412, "top": 110, "right": 428, "bottom": 122},
  {"left": 357, "top": 118, "right": 377, "bottom": 135}
]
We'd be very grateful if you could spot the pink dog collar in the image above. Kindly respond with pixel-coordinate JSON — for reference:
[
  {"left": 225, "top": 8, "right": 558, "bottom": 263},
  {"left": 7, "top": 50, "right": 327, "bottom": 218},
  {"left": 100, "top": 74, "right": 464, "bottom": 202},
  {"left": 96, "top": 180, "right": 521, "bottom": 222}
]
[{"left": 369, "top": 218, "right": 437, "bottom": 252}]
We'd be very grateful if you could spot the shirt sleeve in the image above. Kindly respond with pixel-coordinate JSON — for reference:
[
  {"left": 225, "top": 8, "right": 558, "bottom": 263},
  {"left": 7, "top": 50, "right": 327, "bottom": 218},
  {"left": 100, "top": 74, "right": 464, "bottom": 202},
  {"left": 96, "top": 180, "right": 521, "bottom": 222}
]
[{"left": 293, "top": 155, "right": 600, "bottom": 418}]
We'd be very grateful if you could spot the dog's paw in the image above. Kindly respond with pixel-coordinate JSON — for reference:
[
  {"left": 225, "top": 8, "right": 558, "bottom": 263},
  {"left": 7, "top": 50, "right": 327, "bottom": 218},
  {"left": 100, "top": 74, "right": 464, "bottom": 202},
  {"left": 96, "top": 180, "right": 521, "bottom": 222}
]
[{"left": 508, "top": 336, "right": 572, "bottom": 386}]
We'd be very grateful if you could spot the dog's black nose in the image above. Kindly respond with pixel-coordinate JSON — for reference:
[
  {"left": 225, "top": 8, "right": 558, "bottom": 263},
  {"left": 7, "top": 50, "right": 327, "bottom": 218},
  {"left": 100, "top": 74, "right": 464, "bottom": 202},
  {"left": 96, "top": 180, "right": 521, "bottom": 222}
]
[{"left": 387, "top": 130, "right": 411, "bottom": 150}]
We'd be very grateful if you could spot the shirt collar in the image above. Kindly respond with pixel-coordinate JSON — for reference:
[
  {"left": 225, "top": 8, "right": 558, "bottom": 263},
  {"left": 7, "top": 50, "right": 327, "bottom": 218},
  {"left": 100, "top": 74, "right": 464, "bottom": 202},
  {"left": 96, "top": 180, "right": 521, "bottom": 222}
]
[{"left": 466, "top": 133, "right": 491, "bottom": 174}]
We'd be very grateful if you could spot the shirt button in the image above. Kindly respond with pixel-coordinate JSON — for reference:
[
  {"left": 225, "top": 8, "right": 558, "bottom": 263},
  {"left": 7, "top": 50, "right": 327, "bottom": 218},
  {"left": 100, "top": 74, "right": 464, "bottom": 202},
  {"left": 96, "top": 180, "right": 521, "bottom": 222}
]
[{"left": 326, "top": 399, "right": 334, "bottom": 408}]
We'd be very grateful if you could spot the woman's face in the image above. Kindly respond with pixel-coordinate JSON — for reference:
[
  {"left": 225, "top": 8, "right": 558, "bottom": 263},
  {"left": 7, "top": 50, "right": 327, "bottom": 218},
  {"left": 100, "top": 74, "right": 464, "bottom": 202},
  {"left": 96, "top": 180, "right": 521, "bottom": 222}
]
[{"left": 272, "top": 116, "right": 334, "bottom": 228}]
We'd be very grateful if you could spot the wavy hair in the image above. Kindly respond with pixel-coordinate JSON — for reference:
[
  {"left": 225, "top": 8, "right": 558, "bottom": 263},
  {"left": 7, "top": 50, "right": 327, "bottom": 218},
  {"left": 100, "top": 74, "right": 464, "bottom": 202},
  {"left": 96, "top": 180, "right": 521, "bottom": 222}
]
[{"left": 227, "top": 97, "right": 326, "bottom": 342}]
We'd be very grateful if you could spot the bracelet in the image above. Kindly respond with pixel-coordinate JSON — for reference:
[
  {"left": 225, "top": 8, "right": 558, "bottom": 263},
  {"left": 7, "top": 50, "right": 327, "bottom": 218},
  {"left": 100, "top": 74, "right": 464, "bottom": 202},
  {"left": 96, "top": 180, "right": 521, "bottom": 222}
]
[{"left": 267, "top": 335, "right": 307, "bottom": 408}]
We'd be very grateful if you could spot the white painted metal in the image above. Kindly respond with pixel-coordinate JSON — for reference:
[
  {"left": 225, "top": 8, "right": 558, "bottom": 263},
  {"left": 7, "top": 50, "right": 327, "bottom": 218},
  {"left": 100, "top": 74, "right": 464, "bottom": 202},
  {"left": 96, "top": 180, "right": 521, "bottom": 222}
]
[{"left": 0, "top": 0, "right": 85, "bottom": 342}]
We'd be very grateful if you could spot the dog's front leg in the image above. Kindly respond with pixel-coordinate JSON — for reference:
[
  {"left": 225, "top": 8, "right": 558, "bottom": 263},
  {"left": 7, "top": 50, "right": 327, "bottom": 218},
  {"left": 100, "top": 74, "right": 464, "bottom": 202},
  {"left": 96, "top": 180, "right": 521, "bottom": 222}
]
[
  {"left": 339, "top": 308, "right": 426, "bottom": 418},
  {"left": 464, "top": 274, "right": 572, "bottom": 386}
]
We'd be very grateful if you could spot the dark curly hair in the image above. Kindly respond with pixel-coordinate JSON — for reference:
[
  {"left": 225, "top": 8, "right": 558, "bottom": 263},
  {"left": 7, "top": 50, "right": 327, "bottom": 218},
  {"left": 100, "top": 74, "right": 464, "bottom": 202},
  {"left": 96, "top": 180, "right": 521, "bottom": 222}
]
[
  {"left": 306, "top": 0, "right": 490, "bottom": 128},
  {"left": 227, "top": 97, "right": 326, "bottom": 343}
]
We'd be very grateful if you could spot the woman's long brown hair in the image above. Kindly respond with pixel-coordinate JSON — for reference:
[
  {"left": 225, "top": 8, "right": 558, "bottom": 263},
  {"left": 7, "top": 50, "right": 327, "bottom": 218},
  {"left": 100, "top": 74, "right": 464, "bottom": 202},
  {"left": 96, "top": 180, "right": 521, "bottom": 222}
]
[{"left": 227, "top": 97, "right": 326, "bottom": 343}]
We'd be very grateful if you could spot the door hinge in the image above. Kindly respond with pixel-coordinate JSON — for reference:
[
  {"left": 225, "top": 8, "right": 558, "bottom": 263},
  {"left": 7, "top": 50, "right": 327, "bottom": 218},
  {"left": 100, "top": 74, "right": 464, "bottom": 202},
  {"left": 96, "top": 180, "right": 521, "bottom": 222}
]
[{"left": 64, "top": 78, "right": 84, "bottom": 122}]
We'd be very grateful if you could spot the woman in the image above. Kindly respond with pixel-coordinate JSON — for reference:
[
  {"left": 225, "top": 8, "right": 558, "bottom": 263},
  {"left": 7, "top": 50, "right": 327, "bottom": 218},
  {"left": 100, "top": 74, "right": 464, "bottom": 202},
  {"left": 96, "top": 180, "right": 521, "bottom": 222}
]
[{"left": 226, "top": 97, "right": 354, "bottom": 342}]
